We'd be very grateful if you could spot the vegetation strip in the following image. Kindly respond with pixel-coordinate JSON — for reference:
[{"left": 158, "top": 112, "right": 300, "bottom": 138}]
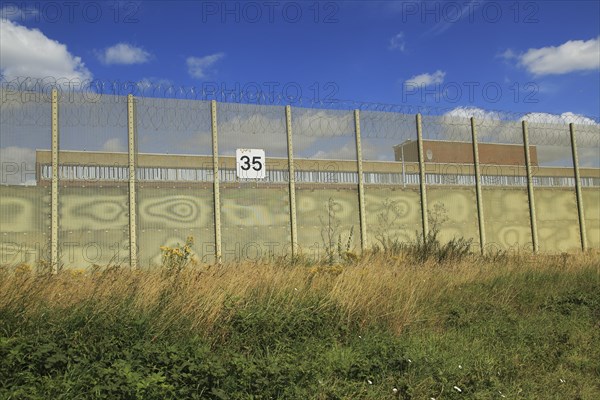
[{"left": 1, "top": 249, "right": 599, "bottom": 399}]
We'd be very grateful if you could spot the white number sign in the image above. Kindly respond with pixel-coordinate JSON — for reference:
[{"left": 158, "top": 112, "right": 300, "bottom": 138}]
[{"left": 236, "top": 149, "right": 265, "bottom": 179}]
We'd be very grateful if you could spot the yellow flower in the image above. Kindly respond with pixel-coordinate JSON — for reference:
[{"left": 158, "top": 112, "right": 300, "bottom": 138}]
[
  {"left": 69, "top": 268, "right": 85, "bottom": 277},
  {"left": 15, "top": 263, "right": 32, "bottom": 274}
]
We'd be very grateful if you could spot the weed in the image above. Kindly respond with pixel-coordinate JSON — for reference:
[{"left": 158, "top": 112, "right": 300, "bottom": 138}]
[
  {"left": 373, "top": 198, "right": 405, "bottom": 252},
  {"left": 319, "top": 197, "right": 355, "bottom": 265},
  {"left": 160, "top": 236, "right": 194, "bottom": 274},
  {"left": 370, "top": 201, "right": 473, "bottom": 264},
  {"left": 405, "top": 203, "right": 473, "bottom": 264}
]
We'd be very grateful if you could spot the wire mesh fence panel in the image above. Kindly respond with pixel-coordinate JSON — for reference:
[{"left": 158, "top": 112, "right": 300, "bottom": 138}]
[
  {"left": 526, "top": 120, "right": 579, "bottom": 252},
  {"left": 364, "top": 188, "right": 422, "bottom": 250},
  {"left": 136, "top": 96, "right": 214, "bottom": 155},
  {"left": 359, "top": 111, "right": 421, "bottom": 249},
  {"left": 420, "top": 114, "right": 479, "bottom": 248},
  {"left": 136, "top": 97, "right": 215, "bottom": 266},
  {"left": 0, "top": 186, "right": 51, "bottom": 269},
  {"left": 525, "top": 114, "right": 599, "bottom": 169},
  {"left": 524, "top": 117, "right": 573, "bottom": 168},
  {"left": 482, "top": 188, "right": 532, "bottom": 252},
  {"left": 534, "top": 188, "right": 580, "bottom": 252},
  {"left": 292, "top": 106, "right": 360, "bottom": 259},
  {"left": 217, "top": 102, "right": 291, "bottom": 262},
  {"left": 56, "top": 92, "right": 129, "bottom": 268},
  {"left": 582, "top": 190, "right": 600, "bottom": 249},
  {"left": 2, "top": 77, "right": 600, "bottom": 262},
  {"left": 360, "top": 111, "right": 416, "bottom": 163},
  {"left": 576, "top": 122, "right": 600, "bottom": 248},
  {"left": 575, "top": 122, "right": 600, "bottom": 169},
  {"left": 1, "top": 88, "right": 52, "bottom": 267},
  {"left": 426, "top": 187, "right": 479, "bottom": 247},
  {"left": 476, "top": 119, "right": 533, "bottom": 252}
]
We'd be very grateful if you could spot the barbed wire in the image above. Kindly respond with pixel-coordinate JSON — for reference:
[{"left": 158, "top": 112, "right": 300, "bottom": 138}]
[{"left": 1, "top": 77, "right": 599, "bottom": 148}]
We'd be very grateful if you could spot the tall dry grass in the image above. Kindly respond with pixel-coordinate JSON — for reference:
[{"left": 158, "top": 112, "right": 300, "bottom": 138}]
[{"left": 1, "top": 251, "right": 598, "bottom": 341}]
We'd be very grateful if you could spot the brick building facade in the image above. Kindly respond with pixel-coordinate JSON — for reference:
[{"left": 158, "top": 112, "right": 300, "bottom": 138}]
[{"left": 394, "top": 140, "right": 538, "bottom": 166}]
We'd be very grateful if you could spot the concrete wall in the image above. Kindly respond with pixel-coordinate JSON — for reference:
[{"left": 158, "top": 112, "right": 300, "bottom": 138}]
[{"left": 1, "top": 183, "right": 596, "bottom": 268}]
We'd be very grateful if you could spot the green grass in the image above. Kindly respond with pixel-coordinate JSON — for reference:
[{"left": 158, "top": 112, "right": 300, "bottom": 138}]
[{"left": 1, "top": 254, "right": 599, "bottom": 399}]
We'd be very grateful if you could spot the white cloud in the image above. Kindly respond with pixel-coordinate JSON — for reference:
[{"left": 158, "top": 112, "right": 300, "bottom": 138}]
[
  {"left": 388, "top": 32, "right": 405, "bottom": 51},
  {"left": 444, "top": 106, "right": 504, "bottom": 121},
  {"left": 102, "top": 138, "right": 126, "bottom": 152},
  {"left": 441, "top": 107, "right": 600, "bottom": 167},
  {"left": 312, "top": 143, "right": 356, "bottom": 160},
  {"left": 0, "top": 19, "right": 91, "bottom": 81},
  {"left": 522, "top": 111, "right": 599, "bottom": 126},
  {"left": 186, "top": 53, "right": 224, "bottom": 79},
  {"left": 445, "top": 107, "right": 599, "bottom": 126},
  {"left": 404, "top": 70, "right": 446, "bottom": 88},
  {"left": 96, "top": 43, "right": 151, "bottom": 65},
  {"left": 442, "top": 107, "right": 599, "bottom": 157},
  {"left": 497, "top": 48, "right": 517, "bottom": 61},
  {"left": 519, "top": 37, "right": 600, "bottom": 76}
]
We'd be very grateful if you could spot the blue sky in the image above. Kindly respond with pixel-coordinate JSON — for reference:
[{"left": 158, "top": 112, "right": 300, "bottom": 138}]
[
  {"left": 1, "top": 0, "right": 599, "bottom": 117},
  {"left": 1, "top": 0, "right": 599, "bottom": 184}
]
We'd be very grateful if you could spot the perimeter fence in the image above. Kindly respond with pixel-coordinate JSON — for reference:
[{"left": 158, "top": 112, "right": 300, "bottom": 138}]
[{"left": 1, "top": 77, "right": 599, "bottom": 269}]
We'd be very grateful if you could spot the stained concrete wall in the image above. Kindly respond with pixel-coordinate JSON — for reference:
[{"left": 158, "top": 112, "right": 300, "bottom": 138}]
[{"left": 2, "top": 183, "right": 597, "bottom": 268}]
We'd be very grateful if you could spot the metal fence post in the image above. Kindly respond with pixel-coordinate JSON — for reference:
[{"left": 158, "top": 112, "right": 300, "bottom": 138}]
[
  {"left": 211, "top": 100, "right": 222, "bottom": 263},
  {"left": 51, "top": 88, "right": 59, "bottom": 273},
  {"left": 354, "top": 110, "right": 367, "bottom": 253},
  {"left": 470, "top": 117, "right": 486, "bottom": 254},
  {"left": 416, "top": 113, "right": 429, "bottom": 241},
  {"left": 127, "top": 94, "right": 138, "bottom": 268},
  {"left": 285, "top": 106, "right": 298, "bottom": 258},
  {"left": 569, "top": 123, "right": 588, "bottom": 251},
  {"left": 522, "top": 120, "right": 539, "bottom": 253}
]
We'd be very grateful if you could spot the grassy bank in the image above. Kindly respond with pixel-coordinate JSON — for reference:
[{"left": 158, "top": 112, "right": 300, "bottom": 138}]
[{"left": 1, "top": 253, "right": 599, "bottom": 399}]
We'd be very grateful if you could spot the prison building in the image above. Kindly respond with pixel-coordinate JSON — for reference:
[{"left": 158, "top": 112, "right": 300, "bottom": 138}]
[
  {"left": 35, "top": 147, "right": 600, "bottom": 188},
  {"left": 394, "top": 140, "right": 539, "bottom": 166}
]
